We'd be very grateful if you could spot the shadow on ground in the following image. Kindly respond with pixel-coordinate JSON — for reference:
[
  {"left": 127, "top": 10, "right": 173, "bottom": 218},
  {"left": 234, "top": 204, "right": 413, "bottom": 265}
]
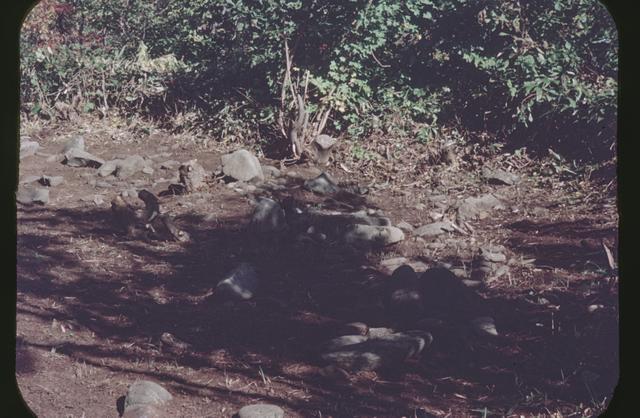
[{"left": 16, "top": 196, "right": 619, "bottom": 416}]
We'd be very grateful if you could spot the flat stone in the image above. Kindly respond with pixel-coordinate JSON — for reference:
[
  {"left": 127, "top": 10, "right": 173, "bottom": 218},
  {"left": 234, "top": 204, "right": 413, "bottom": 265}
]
[
  {"left": 20, "top": 175, "right": 41, "bottom": 184},
  {"left": 124, "top": 380, "right": 172, "bottom": 409},
  {"left": 323, "top": 335, "right": 369, "bottom": 352},
  {"left": 480, "top": 249, "right": 507, "bottom": 263},
  {"left": 63, "top": 148, "right": 104, "bottom": 168},
  {"left": 16, "top": 187, "right": 49, "bottom": 205},
  {"left": 160, "top": 160, "right": 180, "bottom": 170},
  {"left": 343, "top": 224, "right": 404, "bottom": 246},
  {"left": 216, "top": 262, "right": 259, "bottom": 300},
  {"left": 142, "top": 166, "right": 154, "bottom": 175},
  {"left": 379, "top": 257, "right": 428, "bottom": 275},
  {"left": 396, "top": 220, "right": 414, "bottom": 232},
  {"left": 482, "top": 167, "right": 520, "bottom": 186},
  {"left": 237, "top": 404, "right": 284, "bottom": 418},
  {"left": 303, "top": 172, "right": 340, "bottom": 195},
  {"left": 457, "top": 194, "right": 503, "bottom": 221},
  {"left": 414, "top": 221, "right": 455, "bottom": 237},
  {"left": 221, "top": 149, "right": 264, "bottom": 182}
]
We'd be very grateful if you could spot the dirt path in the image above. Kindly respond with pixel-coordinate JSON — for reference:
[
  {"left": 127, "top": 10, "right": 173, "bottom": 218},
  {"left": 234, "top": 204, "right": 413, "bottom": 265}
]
[{"left": 16, "top": 119, "right": 618, "bottom": 417}]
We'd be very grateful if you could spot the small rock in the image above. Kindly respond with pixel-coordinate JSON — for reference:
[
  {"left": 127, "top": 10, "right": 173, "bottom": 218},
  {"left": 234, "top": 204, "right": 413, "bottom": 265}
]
[
  {"left": 457, "top": 194, "right": 503, "bottom": 222},
  {"left": 122, "top": 404, "right": 163, "bottom": 418},
  {"left": 303, "top": 172, "right": 340, "bottom": 195},
  {"left": 237, "top": 404, "right": 284, "bottom": 418},
  {"left": 124, "top": 380, "right": 172, "bottom": 409},
  {"left": 20, "top": 175, "right": 41, "bottom": 184},
  {"left": 178, "top": 159, "right": 207, "bottom": 192},
  {"left": 415, "top": 203, "right": 426, "bottom": 211},
  {"left": 482, "top": 167, "right": 520, "bottom": 186},
  {"left": 587, "top": 304, "right": 605, "bottom": 313},
  {"left": 61, "top": 136, "right": 85, "bottom": 153},
  {"left": 396, "top": 220, "right": 414, "bottom": 232},
  {"left": 480, "top": 249, "right": 507, "bottom": 263},
  {"left": 470, "top": 316, "right": 498, "bottom": 337},
  {"left": 414, "top": 221, "right": 455, "bottom": 237},
  {"left": 261, "top": 165, "right": 281, "bottom": 178},
  {"left": 250, "top": 197, "right": 286, "bottom": 233},
  {"left": 323, "top": 335, "right": 369, "bottom": 352},
  {"left": 343, "top": 224, "right": 404, "bottom": 246},
  {"left": 20, "top": 139, "right": 40, "bottom": 159},
  {"left": 16, "top": 187, "right": 49, "bottom": 205},
  {"left": 38, "top": 175, "right": 64, "bottom": 187},
  {"left": 63, "top": 148, "right": 104, "bottom": 168},
  {"left": 93, "top": 195, "right": 105, "bottom": 206},
  {"left": 215, "top": 262, "right": 259, "bottom": 300},
  {"left": 340, "top": 322, "right": 369, "bottom": 336},
  {"left": 221, "top": 149, "right": 264, "bottom": 182},
  {"left": 116, "top": 155, "right": 147, "bottom": 179},
  {"left": 142, "top": 166, "right": 154, "bottom": 175}
]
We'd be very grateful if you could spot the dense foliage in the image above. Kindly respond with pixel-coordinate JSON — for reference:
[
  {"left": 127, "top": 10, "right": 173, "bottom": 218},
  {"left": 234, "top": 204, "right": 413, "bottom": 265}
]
[{"left": 21, "top": 0, "right": 617, "bottom": 160}]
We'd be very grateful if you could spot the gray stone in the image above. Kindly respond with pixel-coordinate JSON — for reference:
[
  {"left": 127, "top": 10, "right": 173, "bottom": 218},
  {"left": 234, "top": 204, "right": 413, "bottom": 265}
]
[
  {"left": 250, "top": 197, "right": 286, "bottom": 233},
  {"left": 20, "top": 175, "right": 41, "bottom": 184},
  {"left": 261, "top": 165, "right": 281, "bottom": 178},
  {"left": 237, "top": 404, "right": 284, "bottom": 418},
  {"left": 98, "top": 160, "right": 120, "bottom": 177},
  {"left": 311, "top": 134, "right": 337, "bottom": 165},
  {"left": 456, "top": 194, "right": 503, "bottom": 221},
  {"left": 482, "top": 167, "right": 520, "bottom": 186},
  {"left": 343, "top": 224, "right": 404, "bottom": 246},
  {"left": 63, "top": 148, "right": 104, "bottom": 168},
  {"left": 414, "top": 221, "right": 455, "bottom": 237},
  {"left": 20, "top": 138, "right": 40, "bottom": 159},
  {"left": 480, "top": 249, "right": 507, "bottom": 263},
  {"left": 38, "top": 175, "right": 64, "bottom": 187},
  {"left": 348, "top": 210, "right": 391, "bottom": 227},
  {"left": 221, "top": 149, "right": 264, "bottom": 182},
  {"left": 216, "top": 262, "right": 259, "bottom": 300},
  {"left": 116, "top": 155, "right": 146, "bottom": 179},
  {"left": 389, "top": 288, "right": 424, "bottom": 320},
  {"left": 61, "top": 136, "right": 85, "bottom": 153},
  {"left": 122, "top": 404, "right": 163, "bottom": 418},
  {"left": 179, "top": 159, "right": 207, "bottom": 192},
  {"left": 321, "top": 331, "right": 431, "bottom": 371},
  {"left": 16, "top": 187, "right": 49, "bottom": 205},
  {"left": 303, "top": 172, "right": 340, "bottom": 195},
  {"left": 367, "top": 327, "right": 396, "bottom": 339},
  {"left": 396, "top": 220, "right": 414, "bottom": 232},
  {"left": 323, "top": 335, "right": 369, "bottom": 352},
  {"left": 160, "top": 160, "right": 180, "bottom": 170},
  {"left": 142, "top": 166, "right": 154, "bottom": 175},
  {"left": 340, "top": 322, "right": 369, "bottom": 336},
  {"left": 470, "top": 316, "right": 498, "bottom": 337},
  {"left": 124, "top": 380, "right": 172, "bottom": 409}
]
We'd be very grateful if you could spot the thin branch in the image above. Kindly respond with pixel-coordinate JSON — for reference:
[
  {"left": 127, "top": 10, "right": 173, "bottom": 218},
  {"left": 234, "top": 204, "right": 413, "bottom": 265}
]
[{"left": 371, "top": 51, "right": 390, "bottom": 68}]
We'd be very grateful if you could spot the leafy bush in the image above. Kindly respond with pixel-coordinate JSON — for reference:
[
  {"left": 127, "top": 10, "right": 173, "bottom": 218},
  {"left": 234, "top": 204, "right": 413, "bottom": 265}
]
[{"left": 20, "top": 0, "right": 617, "bottom": 161}]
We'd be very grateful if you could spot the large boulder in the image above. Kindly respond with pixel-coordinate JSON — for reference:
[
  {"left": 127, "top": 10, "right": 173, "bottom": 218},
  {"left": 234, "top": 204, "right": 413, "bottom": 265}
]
[
  {"left": 456, "top": 193, "right": 504, "bottom": 222},
  {"left": 221, "top": 149, "right": 264, "bottom": 182}
]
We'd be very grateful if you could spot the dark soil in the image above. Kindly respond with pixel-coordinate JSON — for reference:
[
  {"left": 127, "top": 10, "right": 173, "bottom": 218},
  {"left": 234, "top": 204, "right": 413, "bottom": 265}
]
[{"left": 16, "top": 118, "right": 618, "bottom": 417}]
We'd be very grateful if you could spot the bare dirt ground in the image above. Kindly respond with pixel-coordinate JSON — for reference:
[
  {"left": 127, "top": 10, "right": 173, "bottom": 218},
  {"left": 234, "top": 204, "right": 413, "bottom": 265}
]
[{"left": 16, "top": 117, "right": 618, "bottom": 417}]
